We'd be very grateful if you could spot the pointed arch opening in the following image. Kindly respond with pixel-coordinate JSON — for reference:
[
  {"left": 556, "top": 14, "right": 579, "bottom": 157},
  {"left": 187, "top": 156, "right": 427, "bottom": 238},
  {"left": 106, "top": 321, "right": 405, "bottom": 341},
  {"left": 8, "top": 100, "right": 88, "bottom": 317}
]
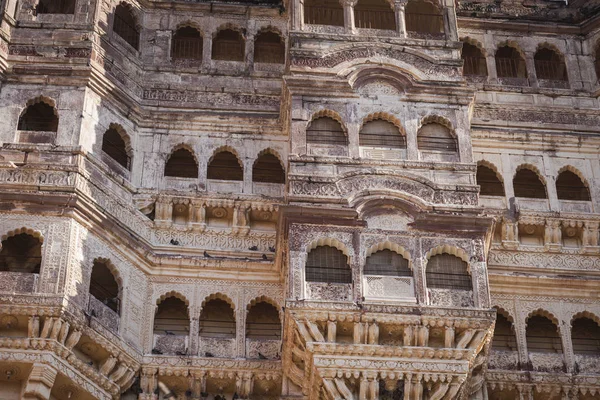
[
  {"left": 212, "top": 28, "right": 245, "bottom": 62},
  {"left": 0, "top": 233, "right": 42, "bottom": 274},
  {"left": 102, "top": 127, "right": 131, "bottom": 170},
  {"left": 354, "top": 0, "right": 396, "bottom": 30},
  {"left": 477, "top": 164, "right": 505, "bottom": 197},
  {"left": 199, "top": 298, "right": 236, "bottom": 338},
  {"left": 417, "top": 122, "right": 457, "bottom": 153},
  {"left": 36, "top": 0, "right": 75, "bottom": 14},
  {"left": 556, "top": 169, "right": 591, "bottom": 201},
  {"left": 534, "top": 47, "right": 567, "bottom": 81},
  {"left": 572, "top": 317, "right": 600, "bottom": 355},
  {"left": 306, "top": 116, "right": 347, "bottom": 146},
  {"left": 306, "top": 245, "right": 352, "bottom": 284},
  {"left": 171, "top": 26, "right": 203, "bottom": 60},
  {"left": 153, "top": 296, "right": 190, "bottom": 336},
  {"left": 359, "top": 119, "right": 406, "bottom": 149},
  {"left": 207, "top": 150, "right": 243, "bottom": 181},
  {"left": 364, "top": 249, "right": 411, "bottom": 277},
  {"left": 462, "top": 41, "right": 487, "bottom": 77},
  {"left": 513, "top": 167, "right": 547, "bottom": 199},
  {"left": 495, "top": 45, "right": 527, "bottom": 79},
  {"left": 253, "top": 152, "right": 285, "bottom": 184},
  {"left": 303, "top": 0, "right": 344, "bottom": 26},
  {"left": 246, "top": 301, "right": 281, "bottom": 340},
  {"left": 164, "top": 147, "right": 198, "bottom": 178},
  {"left": 405, "top": 0, "right": 444, "bottom": 37},
  {"left": 492, "top": 310, "right": 517, "bottom": 351},
  {"left": 89, "top": 260, "right": 120, "bottom": 314},
  {"left": 18, "top": 100, "right": 58, "bottom": 132},
  {"left": 113, "top": 3, "right": 140, "bottom": 51},
  {"left": 254, "top": 30, "right": 285, "bottom": 64},
  {"left": 526, "top": 314, "right": 562, "bottom": 353},
  {"left": 425, "top": 253, "right": 471, "bottom": 291}
]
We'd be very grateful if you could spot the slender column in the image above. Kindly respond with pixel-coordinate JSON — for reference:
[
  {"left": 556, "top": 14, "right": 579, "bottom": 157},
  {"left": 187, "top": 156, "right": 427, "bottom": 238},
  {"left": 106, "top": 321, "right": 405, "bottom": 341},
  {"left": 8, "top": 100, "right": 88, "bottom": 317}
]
[
  {"left": 560, "top": 320, "right": 575, "bottom": 373},
  {"left": 294, "top": 0, "right": 304, "bottom": 30},
  {"left": 393, "top": 1, "right": 407, "bottom": 37},
  {"left": 22, "top": 363, "right": 58, "bottom": 400},
  {"left": 443, "top": 5, "right": 459, "bottom": 41},
  {"left": 340, "top": 0, "right": 358, "bottom": 34},
  {"left": 525, "top": 51, "right": 538, "bottom": 87}
]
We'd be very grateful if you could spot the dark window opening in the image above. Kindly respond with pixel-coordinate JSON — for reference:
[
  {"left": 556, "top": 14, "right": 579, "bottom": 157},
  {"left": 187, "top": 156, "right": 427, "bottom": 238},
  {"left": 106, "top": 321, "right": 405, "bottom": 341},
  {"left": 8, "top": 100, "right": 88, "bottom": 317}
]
[
  {"left": 18, "top": 102, "right": 58, "bottom": 132},
  {"left": 417, "top": 123, "right": 457, "bottom": 153},
  {"left": 492, "top": 312, "right": 517, "bottom": 351},
  {"left": 113, "top": 4, "right": 140, "bottom": 50},
  {"left": 164, "top": 148, "right": 198, "bottom": 178},
  {"left": 102, "top": 128, "right": 130, "bottom": 170},
  {"left": 556, "top": 170, "right": 590, "bottom": 201},
  {"left": 572, "top": 318, "right": 600, "bottom": 355},
  {"left": 306, "top": 117, "right": 347, "bottom": 145},
  {"left": 477, "top": 165, "right": 505, "bottom": 197},
  {"left": 513, "top": 169, "right": 547, "bottom": 199},
  {"left": 305, "top": 245, "right": 352, "bottom": 284},
  {"left": 426, "top": 254, "right": 472, "bottom": 291},
  {"left": 172, "top": 27, "right": 203, "bottom": 60},
  {"left": 354, "top": 0, "right": 396, "bottom": 30},
  {"left": 495, "top": 46, "right": 527, "bottom": 79},
  {"left": 246, "top": 302, "right": 281, "bottom": 340},
  {"left": 0, "top": 233, "right": 42, "bottom": 274},
  {"left": 534, "top": 48, "right": 567, "bottom": 81},
  {"left": 199, "top": 299, "right": 236, "bottom": 338},
  {"left": 153, "top": 297, "right": 189, "bottom": 336},
  {"left": 462, "top": 42, "right": 487, "bottom": 76},
  {"left": 212, "top": 29, "right": 245, "bottom": 61},
  {"left": 207, "top": 151, "right": 243, "bottom": 181},
  {"left": 359, "top": 120, "right": 406, "bottom": 148},
  {"left": 36, "top": 0, "right": 75, "bottom": 14},
  {"left": 89, "top": 261, "right": 120, "bottom": 314},
  {"left": 405, "top": 1, "right": 444, "bottom": 35},
  {"left": 364, "top": 249, "right": 411, "bottom": 277},
  {"left": 526, "top": 315, "right": 562, "bottom": 353},
  {"left": 304, "top": 0, "right": 344, "bottom": 26},
  {"left": 254, "top": 31, "right": 285, "bottom": 64},
  {"left": 253, "top": 153, "right": 285, "bottom": 184}
]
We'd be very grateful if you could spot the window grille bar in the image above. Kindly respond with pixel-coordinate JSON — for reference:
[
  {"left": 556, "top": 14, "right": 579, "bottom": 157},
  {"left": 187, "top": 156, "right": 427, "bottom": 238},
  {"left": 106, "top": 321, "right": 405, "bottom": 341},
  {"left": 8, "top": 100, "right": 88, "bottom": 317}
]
[
  {"left": 304, "top": 6, "right": 344, "bottom": 26},
  {"left": 172, "top": 38, "right": 203, "bottom": 60},
  {"left": 114, "top": 13, "right": 140, "bottom": 50}
]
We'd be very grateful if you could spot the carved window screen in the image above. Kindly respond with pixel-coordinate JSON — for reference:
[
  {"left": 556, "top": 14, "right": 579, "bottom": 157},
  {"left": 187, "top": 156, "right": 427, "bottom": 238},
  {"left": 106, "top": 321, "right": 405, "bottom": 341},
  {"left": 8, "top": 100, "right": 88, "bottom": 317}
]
[
  {"left": 534, "top": 48, "right": 567, "bottom": 81},
  {"left": 513, "top": 169, "right": 547, "bottom": 199},
  {"left": 405, "top": 1, "right": 444, "bottom": 35},
  {"left": 153, "top": 297, "right": 190, "bottom": 336},
  {"left": 37, "top": 0, "right": 75, "bottom": 14},
  {"left": 207, "top": 151, "right": 243, "bottom": 181},
  {"left": 354, "top": 0, "right": 396, "bottom": 30},
  {"left": 306, "top": 117, "right": 347, "bottom": 145},
  {"left": 425, "top": 254, "right": 472, "bottom": 291},
  {"left": 417, "top": 123, "right": 457, "bottom": 153},
  {"left": 304, "top": 0, "right": 344, "bottom": 26},
  {"left": 495, "top": 46, "right": 527, "bottom": 78},
  {"left": 172, "top": 27, "right": 203, "bottom": 60},
  {"left": 199, "top": 299, "right": 236, "bottom": 338},
  {"left": 89, "top": 261, "right": 120, "bottom": 314},
  {"left": 212, "top": 29, "right": 245, "bottom": 62},
  {"left": 113, "top": 5, "right": 140, "bottom": 51},
  {"left": 477, "top": 165, "right": 504, "bottom": 197},
  {"left": 364, "top": 250, "right": 411, "bottom": 277},
  {"left": 462, "top": 42, "right": 487, "bottom": 77},
  {"left": 491, "top": 312, "right": 517, "bottom": 351},
  {"left": 254, "top": 31, "right": 285, "bottom": 64},
  {"left": 164, "top": 148, "right": 198, "bottom": 178},
  {"left": 246, "top": 302, "right": 281, "bottom": 340},
  {"left": 18, "top": 102, "right": 58, "bottom": 132},
  {"left": 0, "top": 233, "right": 42, "bottom": 274},
  {"left": 253, "top": 153, "right": 285, "bottom": 184},
  {"left": 359, "top": 120, "right": 406, "bottom": 148},
  {"left": 102, "top": 128, "right": 130, "bottom": 170},
  {"left": 556, "top": 171, "right": 590, "bottom": 201},
  {"left": 305, "top": 246, "right": 352, "bottom": 284},
  {"left": 571, "top": 318, "right": 600, "bottom": 355},
  {"left": 526, "top": 315, "right": 563, "bottom": 353}
]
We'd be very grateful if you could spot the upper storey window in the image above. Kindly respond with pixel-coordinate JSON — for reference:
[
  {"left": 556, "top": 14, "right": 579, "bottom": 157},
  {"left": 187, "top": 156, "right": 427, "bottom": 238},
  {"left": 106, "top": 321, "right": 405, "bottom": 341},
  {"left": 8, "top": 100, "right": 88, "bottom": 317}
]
[
  {"left": 495, "top": 46, "right": 527, "bottom": 79},
  {"left": 426, "top": 254, "right": 472, "bottom": 291},
  {"left": 513, "top": 168, "right": 547, "bottom": 199},
  {"left": 113, "top": 3, "right": 140, "bottom": 51},
  {"left": 102, "top": 127, "right": 131, "bottom": 170},
  {"left": 212, "top": 29, "right": 245, "bottom": 62},
  {"left": 254, "top": 31, "right": 285, "bottom": 64},
  {"left": 89, "top": 260, "right": 120, "bottom": 314},
  {"left": 165, "top": 148, "right": 198, "bottom": 178},
  {"left": 0, "top": 233, "right": 42, "bottom": 274},
  {"left": 359, "top": 118, "right": 406, "bottom": 159},
  {"left": 556, "top": 170, "right": 590, "bottom": 201},
  {"left": 307, "top": 117, "right": 347, "bottom": 146},
  {"left": 534, "top": 47, "right": 567, "bottom": 81},
  {"left": 18, "top": 101, "right": 58, "bottom": 133},
  {"left": 354, "top": 0, "right": 396, "bottom": 30},
  {"left": 172, "top": 26, "right": 203, "bottom": 61},
  {"left": 595, "top": 43, "right": 600, "bottom": 82},
  {"left": 462, "top": 42, "right": 487, "bottom": 77},
  {"left": 36, "top": 0, "right": 75, "bottom": 14},
  {"left": 491, "top": 312, "right": 517, "bottom": 351},
  {"left": 405, "top": 0, "right": 444, "bottom": 38},
  {"left": 364, "top": 250, "right": 411, "bottom": 277},
  {"left": 207, "top": 151, "right": 243, "bottom": 181},
  {"left": 304, "top": 0, "right": 344, "bottom": 26},
  {"left": 253, "top": 152, "right": 285, "bottom": 184},
  {"left": 476, "top": 165, "right": 504, "bottom": 197},
  {"left": 305, "top": 246, "right": 352, "bottom": 284},
  {"left": 417, "top": 122, "right": 457, "bottom": 153}
]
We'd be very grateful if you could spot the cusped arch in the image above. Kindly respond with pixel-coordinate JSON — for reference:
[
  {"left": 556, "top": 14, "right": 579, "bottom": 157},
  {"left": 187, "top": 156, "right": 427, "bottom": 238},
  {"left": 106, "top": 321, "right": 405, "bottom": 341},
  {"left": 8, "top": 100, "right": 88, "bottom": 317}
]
[
  {"left": 307, "top": 109, "right": 347, "bottom": 133},
  {"left": 361, "top": 112, "right": 406, "bottom": 135},
  {"left": 424, "top": 244, "right": 469, "bottom": 265},
  {"left": 536, "top": 42, "right": 565, "bottom": 59},
  {"left": 493, "top": 305, "right": 515, "bottom": 325},
  {"left": 557, "top": 165, "right": 591, "bottom": 190},
  {"left": 23, "top": 95, "right": 57, "bottom": 112},
  {"left": 175, "top": 21, "right": 203, "bottom": 34},
  {"left": 514, "top": 163, "right": 547, "bottom": 185},
  {"left": 364, "top": 241, "right": 411, "bottom": 266},
  {"left": 208, "top": 145, "right": 243, "bottom": 167},
  {"left": 477, "top": 160, "right": 503, "bottom": 182},
  {"left": 496, "top": 40, "right": 526, "bottom": 59},
  {"left": 306, "top": 237, "right": 352, "bottom": 259},
  {"left": 571, "top": 311, "right": 600, "bottom": 328},
  {"left": 246, "top": 296, "right": 282, "bottom": 323},
  {"left": 92, "top": 257, "right": 123, "bottom": 290},
  {"left": 156, "top": 291, "right": 190, "bottom": 308},
  {"left": 201, "top": 292, "right": 235, "bottom": 311},
  {"left": 526, "top": 308, "right": 560, "bottom": 328},
  {"left": 255, "top": 148, "right": 284, "bottom": 168},
  {"left": 106, "top": 123, "right": 132, "bottom": 154},
  {"left": 419, "top": 115, "right": 455, "bottom": 134},
  {"left": 1, "top": 227, "right": 44, "bottom": 244},
  {"left": 460, "top": 36, "right": 487, "bottom": 57},
  {"left": 213, "top": 23, "right": 244, "bottom": 38}
]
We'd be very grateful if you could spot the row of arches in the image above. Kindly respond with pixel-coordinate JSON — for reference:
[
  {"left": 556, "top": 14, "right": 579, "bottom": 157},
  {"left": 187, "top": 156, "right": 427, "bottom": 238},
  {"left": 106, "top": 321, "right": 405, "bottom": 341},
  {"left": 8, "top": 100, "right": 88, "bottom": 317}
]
[
  {"left": 461, "top": 41, "right": 569, "bottom": 82},
  {"left": 476, "top": 163, "right": 592, "bottom": 201},
  {"left": 306, "top": 245, "right": 472, "bottom": 291}
]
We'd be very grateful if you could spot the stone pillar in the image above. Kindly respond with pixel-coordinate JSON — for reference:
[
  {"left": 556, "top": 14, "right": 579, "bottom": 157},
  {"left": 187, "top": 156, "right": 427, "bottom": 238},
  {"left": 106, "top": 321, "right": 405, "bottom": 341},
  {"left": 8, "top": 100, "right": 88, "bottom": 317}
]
[
  {"left": 404, "top": 117, "right": 420, "bottom": 161},
  {"left": 140, "top": 367, "right": 159, "bottom": 400},
  {"left": 525, "top": 52, "right": 538, "bottom": 88},
  {"left": 189, "top": 307, "right": 200, "bottom": 356},
  {"left": 347, "top": 123, "right": 360, "bottom": 158},
  {"left": 236, "top": 304, "right": 246, "bottom": 358},
  {"left": 294, "top": 0, "right": 305, "bottom": 30},
  {"left": 202, "top": 34, "right": 213, "bottom": 73},
  {"left": 560, "top": 320, "right": 575, "bottom": 373},
  {"left": 486, "top": 55, "right": 499, "bottom": 84},
  {"left": 340, "top": 0, "right": 358, "bottom": 34},
  {"left": 393, "top": 1, "right": 407, "bottom": 38},
  {"left": 442, "top": 2, "right": 458, "bottom": 41},
  {"left": 243, "top": 159, "right": 253, "bottom": 194},
  {"left": 245, "top": 31, "right": 255, "bottom": 74},
  {"left": 22, "top": 363, "right": 58, "bottom": 400}
]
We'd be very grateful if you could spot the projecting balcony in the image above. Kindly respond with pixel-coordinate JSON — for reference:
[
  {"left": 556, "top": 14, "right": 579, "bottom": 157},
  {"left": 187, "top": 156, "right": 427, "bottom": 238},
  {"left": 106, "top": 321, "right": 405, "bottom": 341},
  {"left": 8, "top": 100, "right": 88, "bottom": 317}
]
[
  {"left": 87, "top": 294, "right": 120, "bottom": 334},
  {"left": 363, "top": 275, "right": 416, "bottom": 303},
  {"left": 198, "top": 336, "right": 236, "bottom": 358},
  {"left": 0, "top": 271, "right": 38, "bottom": 293}
]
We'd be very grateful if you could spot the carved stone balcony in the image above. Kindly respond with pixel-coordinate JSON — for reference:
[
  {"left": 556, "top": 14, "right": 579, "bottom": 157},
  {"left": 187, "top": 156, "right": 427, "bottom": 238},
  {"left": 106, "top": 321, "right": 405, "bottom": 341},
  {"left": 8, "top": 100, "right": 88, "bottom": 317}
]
[
  {"left": 15, "top": 130, "right": 57, "bottom": 145},
  {"left": 198, "top": 336, "right": 236, "bottom": 358},
  {"left": 529, "top": 351, "right": 565, "bottom": 373},
  {"left": 207, "top": 179, "right": 244, "bottom": 194},
  {"left": 560, "top": 199, "right": 593, "bottom": 213},
  {"left": 253, "top": 182, "right": 284, "bottom": 197},
  {"left": 498, "top": 77, "right": 529, "bottom": 87},
  {"left": 246, "top": 338, "right": 281, "bottom": 360},
  {"left": 0, "top": 272, "right": 38, "bottom": 293},
  {"left": 363, "top": 275, "right": 416, "bottom": 303},
  {"left": 306, "top": 282, "right": 352, "bottom": 302},
  {"left": 517, "top": 197, "right": 550, "bottom": 211},
  {"left": 575, "top": 354, "right": 600, "bottom": 374},
  {"left": 488, "top": 349, "right": 519, "bottom": 370},
  {"left": 164, "top": 176, "right": 199, "bottom": 191},
  {"left": 428, "top": 288, "right": 474, "bottom": 308},
  {"left": 153, "top": 334, "right": 188, "bottom": 355},
  {"left": 538, "top": 79, "right": 570, "bottom": 89},
  {"left": 479, "top": 195, "right": 506, "bottom": 209},
  {"left": 88, "top": 294, "right": 120, "bottom": 334}
]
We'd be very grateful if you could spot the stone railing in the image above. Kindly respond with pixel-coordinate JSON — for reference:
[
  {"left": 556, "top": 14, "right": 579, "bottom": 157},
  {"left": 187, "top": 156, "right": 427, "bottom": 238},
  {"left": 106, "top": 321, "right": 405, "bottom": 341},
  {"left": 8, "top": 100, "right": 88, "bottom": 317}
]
[
  {"left": 163, "top": 176, "right": 199, "bottom": 191},
  {"left": 428, "top": 289, "right": 474, "bottom": 308},
  {"left": 575, "top": 354, "right": 600, "bottom": 374},
  {"left": 529, "top": 352, "right": 565, "bottom": 373},
  {"left": 559, "top": 200, "right": 593, "bottom": 213},
  {"left": 198, "top": 336, "right": 236, "bottom": 358},
  {"left": 245, "top": 338, "right": 281, "bottom": 360},
  {"left": 207, "top": 179, "right": 244, "bottom": 194},
  {"left": 153, "top": 334, "right": 188, "bottom": 355},
  {"left": 306, "top": 282, "right": 352, "bottom": 302},
  {"left": 0, "top": 272, "right": 38, "bottom": 293},
  {"left": 488, "top": 349, "right": 519, "bottom": 370},
  {"left": 88, "top": 294, "right": 120, "bottom": 334},
  {"left": 517, "top": 197, "right": 550, "bottom": 212},
  {"left": 363, "top": 275, "right": 416, "bottom": 302},
  {"left": 538, "top": 79, "right": 570, "bottom": 89},
  {"left": 253, "top": 182, "right": 284, "bottom": 197},
  {"left": 479, "top": 195, "right": 506, "bottom": 210}
]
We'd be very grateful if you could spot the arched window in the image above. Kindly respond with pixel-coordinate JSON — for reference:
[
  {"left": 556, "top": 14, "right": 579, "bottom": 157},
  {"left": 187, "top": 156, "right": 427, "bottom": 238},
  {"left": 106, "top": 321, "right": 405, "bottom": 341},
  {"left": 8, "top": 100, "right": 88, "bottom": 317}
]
[
  {"left": 199, "top": 299, "right": 236, "bottom": 338},
  {"left": 417, "top": 122, "right": 457, "bottom": 153},
  {"left": 571, "top": 317, "right": 600, "bottom": 355},
  {"left": 18, "top": 101, "right": 58, "bottom": 132},
  {"left": 359, "top": 120, "right": 406, "bottom": 149},
  {"left": 354, "top": 0, "right": 396, "bottom": 30},
  {"left": 492, "top": 312, "right": 517, "bottom": 351},
  {"left": 113, "top": 4, "right": 140, "bottom": 51},
  {"left": 171, "top": 26, "right": 203, "bottom": 60},
  {"left": 426, "top": 254, "right": 472, "bottom": 290},
  {"left": 306, "top": 117, "right": 347, "bottom": 145},
  {"left": 405, "top": 0, "right": 444, "bottom": 36},
  {"left": 462, "top": 42, "right": 487, "bottom": 76},
  {"left": 254, "top": 31, "right": 285, "bottom": 64},
  {"left": 0, "top": 233, "right": 42, "bottom": 274},
  {"left": 513, "top": 168, "right": 547, "bottom": 199},
  {"left": 153, "top": 297, "right": 189, "bottom": 336},
  {"left": 207, "top": 151, "right": 243, "bottom": 181},
  {"left": 253, "top": 153, "right": 285, "bottom": 184},
  {"left": 89, "top": 260, "right": 120, "bottom": 314},
  {"left": 102, "top": 128, "right": 130, "bottom": 170},
  {"left": 477, "top": 165, "right": 505, "bottom": 197},
  {"left": 305, "top": 245, "right": 351, "bottom": 284},
  {"left": 526, "top": 315, "right": 562, "bottom": 353},
  {"left": 495, "top": 46, "right": 527, "bottom": 79},
  {"left": 534, "top": 48, "right": 567, "bottom": 81},
  {"left": 212, "top": 29, "right": 245, "bottom": 62},
  {"left": 36, "top": 0, "right": 75, "bottom": 14},
  {"left": 164, "top": 148, "right": 198, "bottom": 178},
  {"left": 304, "top": 0, "right": 344, "bottom": 26},
  {"left": 595, "top": 44, "right": 600, "bottom": 82},
  {"left": 364, "top": 249, "right": 411, "bottom": 277},
  {"left": 246, "top": 302, "right": 281, "bottom": 340},
  {"left": 556, "top": 170, "right": 591, "bottom": 201}
]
